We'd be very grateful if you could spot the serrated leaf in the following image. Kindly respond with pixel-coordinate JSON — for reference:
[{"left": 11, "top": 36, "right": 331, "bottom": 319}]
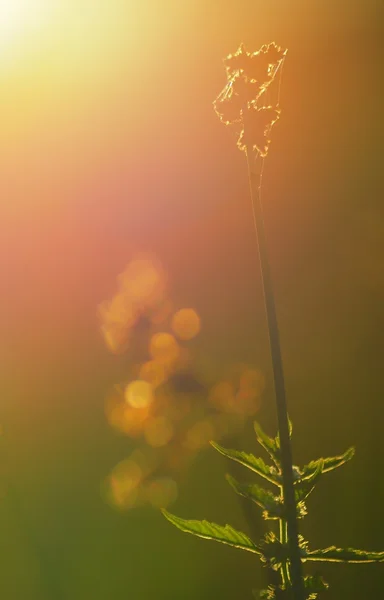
[
  {"left": 295, "top": 460, "right": 323, "bottom": 503},
  {"left": 259, "top": 588, "right": 276, "bottom": 600},
  {"left": 259, "top": 585, "right": 294, "bottom": 599},
  {"left": 162, "top": 510, "right": 261, "bottom": 554},
  {"left": 254, "top": 421, "right": 280, "bottom": 464},
  {"left": 211, "top": 441, "right": 280, "bottom": 486},
  {"left": 260, "top": 575, "right": 328, "bottom": 600},
  {"left": 301, "top": 447, "right": 355, "bottom": 479},
  {"left": 304, "top": 574, "right": 329, "bottom": 595},
  {"left": 305, "top": 545, "right": 384, "bottom": 563},
  {"left": 259, "top": 531, "right": 289, "bottom": 570},
  {"left": 226, "top": 474, "right": 283, "bottom": 519}
]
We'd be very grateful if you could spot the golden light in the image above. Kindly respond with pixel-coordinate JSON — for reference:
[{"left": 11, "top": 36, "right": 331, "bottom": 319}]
[
  {"left": 149, "top": 332, "right": 180, "bottom": 366},
  {"left": 145, "top": 477, "right": 178, "bottom": 509},
  {"left": 105, "top": 387, "right": 150, "bottom": 437},
  {"left": 124, "top": 380, "right": 154, "bottom": 409},
  {"left": 0, "top": 0, "right": 55, "bottom": 61},
  {"left": 139, "top": 361, "right": 167, "bottom": 390},
  {"left": 0, "top": 1, "right": 38, "bottom": 39},
  {"left": 106, "top": 458, "right": 143, "bottom": 510},
  {"left": 171, "top": 308, "right": 201, "bottom": 341},
  {"left": 144, "top": 416, "right": 174, "bottom": 448}
]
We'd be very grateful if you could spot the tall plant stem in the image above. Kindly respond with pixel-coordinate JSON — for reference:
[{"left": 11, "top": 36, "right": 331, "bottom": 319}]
[{"left": 246, "top": 148, "right": 305, "bottom": 600}]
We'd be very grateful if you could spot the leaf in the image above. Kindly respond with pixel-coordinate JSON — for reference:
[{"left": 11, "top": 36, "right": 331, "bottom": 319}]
[
  {"left": 259, "top": 574, "right": 328, "bottom": 599},
  {"left": 211, "top": 441, "right": 280, "bottom": 486},
  {"left": 161, "top": 510, "right": 261, "bottom": 554},
  {"left": 301, "top": 447, "right": 355, "bottom": 479},
  {"left": 305, "top": 545, "right": 384, "bottom": 563},
  {"left": 304, "top": 574, "right": 329, "bottom": 599},
  {"left": 295, "top": 460, "right": 324, "bottom": 502},
  {"left": 259, "top": 531, "right": 289, "bottom": 570},
  {"left": 254, "top": 421, "right": 280, "bottom": 464},
  {"left": 226, "top": 474, "right": 283, "bottom": 519}
]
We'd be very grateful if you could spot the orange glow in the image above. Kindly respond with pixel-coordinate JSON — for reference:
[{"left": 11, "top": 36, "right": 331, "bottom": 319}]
[
  {"left": 149, "top": 299, "right": 173, "bottom": 326},
  {"left": 171, "top": 308, "right": 201, "bottom": 341},
  {"left": 107, "top": 458, "right": 142, "bottom": 510},
  {"left": 166, "top": 395, "right": 191, "bottom": 422},
  {"left": 139, "top": 361, "right": 168, "bottom": 390},
  {"left": 208, "top": 381, "right": 236, "bottom": 413},
  {"left": 106, "top": 389, "right": 150, "bottom": 437},
  {"left": 145, "top": 477, "right": 178, "bottom": 509},
  {"left": 100, "top": 323, "right": 130, "bottom": 355},
  {"left": 208, "top": 365, "right": 264, "bottom": 416},
  {"left": 101, "top": 294, "right": 138, "bottom": 327},
  {"left": 144, "top": 416, "right": 174, "bottom": 448},
  {"left": 118, "top": 256, "right": 167, "bottom": 312},
  {"left": 99, "top": 294, "right": 139, "bottom": 354},
  {"left": 184, "top": 419, "right": 215, "bottom": 451},
  {"left": 99, "top": 257, "right": 170, "bottom": 354},
  {"left": 149, "top": 332, "right": 180, "bottom": 366},
  {"left": 124, "top": 380, "right": 154, "bottom": 409}
]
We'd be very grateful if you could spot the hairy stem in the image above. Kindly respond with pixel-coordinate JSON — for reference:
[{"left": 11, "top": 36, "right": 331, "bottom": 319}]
[
  {"left": 279, "top": 516, "right": 290, "bottom": 588},
  {"left": 246, "top": 148, "right": 305, "bottom": 600}
]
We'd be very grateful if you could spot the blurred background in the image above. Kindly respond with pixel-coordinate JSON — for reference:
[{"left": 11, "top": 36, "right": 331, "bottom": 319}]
[{"left": 1, "top": 0, "right": 383, "bottom": 598}]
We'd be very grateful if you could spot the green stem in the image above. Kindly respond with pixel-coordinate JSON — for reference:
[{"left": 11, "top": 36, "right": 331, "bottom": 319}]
[
  {"left": 246, "top": 148, "right": 305, "bottom": 600},
  {"left": 279, "top": 517, "right": 290, "bottom": 588}
]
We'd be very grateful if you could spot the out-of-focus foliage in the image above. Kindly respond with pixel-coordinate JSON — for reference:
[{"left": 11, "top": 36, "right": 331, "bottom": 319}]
[{"left": 99, "top": 255, "right": 265, "bottom": 510}]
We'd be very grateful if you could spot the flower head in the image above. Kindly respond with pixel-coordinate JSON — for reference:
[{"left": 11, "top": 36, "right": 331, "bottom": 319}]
[{"left": 214, "top": 42, "right": 287, "bottom": 156}]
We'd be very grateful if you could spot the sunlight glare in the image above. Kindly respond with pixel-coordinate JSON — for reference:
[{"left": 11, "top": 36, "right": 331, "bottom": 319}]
[{"left": 0, "top": 0, "right": 50, "bottom": 55}]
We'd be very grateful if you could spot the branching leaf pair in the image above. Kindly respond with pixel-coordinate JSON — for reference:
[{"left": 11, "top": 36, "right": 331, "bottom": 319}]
[{"left": 162, "top": 420, "right": 384, "bottom": 598}]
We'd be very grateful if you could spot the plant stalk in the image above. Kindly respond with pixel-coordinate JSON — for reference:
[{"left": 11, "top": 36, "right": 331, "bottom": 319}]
[
  {"left": 246, "top": 148, "right": 306, "bottom": 600},
  {"left": 279, "top": 517, "right": 290, "bottom": 588}
]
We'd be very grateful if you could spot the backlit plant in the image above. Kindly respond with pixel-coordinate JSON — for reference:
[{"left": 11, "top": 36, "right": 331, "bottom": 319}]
[{"left": 162, "top": 42, "right": 384, "bottom": 599}]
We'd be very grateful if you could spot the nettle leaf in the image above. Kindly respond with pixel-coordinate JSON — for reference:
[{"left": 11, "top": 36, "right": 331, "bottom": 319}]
[
  {"left": 259, "top": 586, "right": 284, "bottom": 599},
  {"left": 296, "top": 500, "right": 308, "bottom": 519},
  {"left": 259, "top": 574, "right": 328, "bottom": 599},
  {"left": 211, "top": 441, "right": 280, "bottom": 486},
  {"left": 161, "top": 510, "right": 261, "bottom": 554},
  {"left": 301, "top": 447, "right": 355, "bottom": 480},
  {"left": 254, "top": 421, "right": 280, "bottom": 465},
  {"left": 305, "top": 545, "right": 384, "bottom": 563},
  {"left": 295, "top": 460, "right": 324, "bottom": 502},
  {"left": 304, "top": 574, "right": 329, "bottom": 599},
  {"left": 298, "top": 535, "right": 310, "bottom": 556},
  {"left": 259, "top": 531, "right": 289, "bottom": 570},
  {"left": 260, "top": 588, "right": 294, "bottom": 599},
  {"left": 226, "top": 474, "right": 283, "bottom": 519}
]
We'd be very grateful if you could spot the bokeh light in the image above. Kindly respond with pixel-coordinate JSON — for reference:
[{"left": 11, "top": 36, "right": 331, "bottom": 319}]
[
  {"left": 118, "top": 256, "right": 167, "bottom": 312},
  {"left": 124, "top": 380, "right": 154, "bottom": 409},
  {"left": 184, "top": 418, "right": 216, "bottom": 451},
  {"left": 106, "top": 387, "right": 150, "bottom": 437},
  {"left": 171, "top": 308, "right": 201, "bottom": 341},
  {"left": 106, "top": 458, "right": 143, "bottom": 510},
  {"left": 101, "top": 260, "right": 265, "bottom": 511},
  {"left": 208, "top": 364, "right": 265, "bottom": 416},
  {"left": 144, "top": 477, "right": 178, "bottom": 509},
  {"left": 144, "top": 416, "right": 174, "bottom": 448},
  {"left": 99, "top": 256, "right": 168, "bottom": 355},
  {"left": 149, "top": 332, "right": 180, "bottom": 366},
  {"left": 139, "top": 360, "right": 167, "bottom": 390}
]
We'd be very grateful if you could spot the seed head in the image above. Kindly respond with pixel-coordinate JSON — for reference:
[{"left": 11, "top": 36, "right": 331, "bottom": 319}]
[{"left": 214, "top": 42, "right": 287, "bottom": 156}]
